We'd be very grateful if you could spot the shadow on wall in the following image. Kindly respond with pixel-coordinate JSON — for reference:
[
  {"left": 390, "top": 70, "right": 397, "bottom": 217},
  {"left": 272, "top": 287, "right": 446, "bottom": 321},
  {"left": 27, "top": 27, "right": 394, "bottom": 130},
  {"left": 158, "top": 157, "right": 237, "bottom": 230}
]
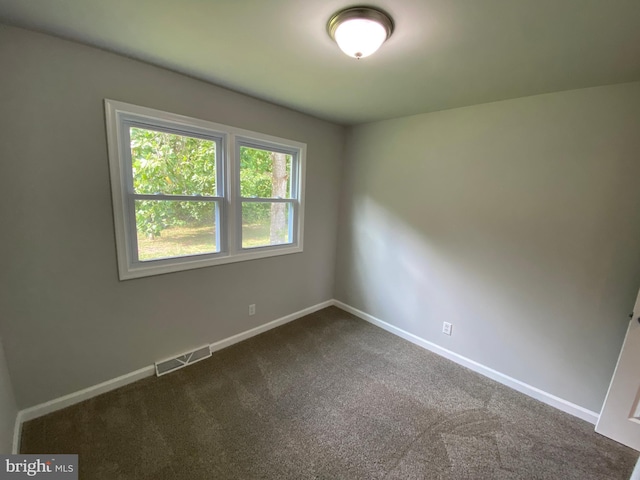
[
  {"left": 336, "top": 86, "right": 640, "bottom": 412},
  {"left": 346, "top": 192, "right": 633, "bottom": 410},
  {"left": 350, "top": 194, "right": 569, "bottom": 355},
  {"left": 337, "top": 94, "right": 640, "bottom": 411}
]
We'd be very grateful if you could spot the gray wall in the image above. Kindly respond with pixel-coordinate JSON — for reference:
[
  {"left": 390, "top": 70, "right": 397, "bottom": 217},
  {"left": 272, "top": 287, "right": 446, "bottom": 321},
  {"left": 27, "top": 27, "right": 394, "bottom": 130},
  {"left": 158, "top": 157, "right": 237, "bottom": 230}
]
[
  {"left": 0, "top": 337, "right": 17, "bottom": 453},
  {"left": 2, "top": 24, "right": 638, "bottom": 417},
  {"left": 0, "top": 26, "right": 345, "bottom": 408},
  {"left": 335, "top": 82, "right": 640, "bottom": 412}
]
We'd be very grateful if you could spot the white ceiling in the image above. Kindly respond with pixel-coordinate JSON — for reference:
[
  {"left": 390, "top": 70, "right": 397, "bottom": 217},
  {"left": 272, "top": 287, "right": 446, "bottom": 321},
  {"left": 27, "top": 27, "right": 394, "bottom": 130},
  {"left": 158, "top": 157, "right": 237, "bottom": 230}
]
[{"left": 1, "top": 0, "right": 639, "bottom": 125}]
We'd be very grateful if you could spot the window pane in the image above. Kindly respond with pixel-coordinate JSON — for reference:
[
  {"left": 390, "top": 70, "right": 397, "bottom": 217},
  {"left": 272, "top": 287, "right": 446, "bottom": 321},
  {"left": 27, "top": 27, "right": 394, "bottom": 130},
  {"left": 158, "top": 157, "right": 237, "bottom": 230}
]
[
  {"left": 135, "top": 200, "right": 217, "bottom": 261},
  {"left": 130, "top": 127, "right": 217, "bottom": 196},
  {"left": 240, "top": 146, "right": 293, "bottom": 199},
  {"left": 242, "top": 202, "right": 291, "bottom": 248}
]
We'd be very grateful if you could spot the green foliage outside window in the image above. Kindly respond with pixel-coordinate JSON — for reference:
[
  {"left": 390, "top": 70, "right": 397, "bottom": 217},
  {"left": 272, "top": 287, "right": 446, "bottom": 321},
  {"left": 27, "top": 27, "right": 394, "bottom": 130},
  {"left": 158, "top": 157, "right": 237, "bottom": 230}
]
[
  {"left": 240, "top": 146, "right": 292, "bottom": 225},
  {"left": 131, "top": 128, "right": 291, "bottom": 238}
]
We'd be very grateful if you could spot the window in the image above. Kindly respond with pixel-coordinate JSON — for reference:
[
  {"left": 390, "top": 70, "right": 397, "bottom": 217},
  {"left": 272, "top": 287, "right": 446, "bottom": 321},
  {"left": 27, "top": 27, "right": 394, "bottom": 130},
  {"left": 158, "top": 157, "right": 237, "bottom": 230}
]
[
  {"left": 238, "top": 143, "right": 298, "bottom": 249},
  {"left": 105, "top": 100, "right": 305, "bottom": 280}
]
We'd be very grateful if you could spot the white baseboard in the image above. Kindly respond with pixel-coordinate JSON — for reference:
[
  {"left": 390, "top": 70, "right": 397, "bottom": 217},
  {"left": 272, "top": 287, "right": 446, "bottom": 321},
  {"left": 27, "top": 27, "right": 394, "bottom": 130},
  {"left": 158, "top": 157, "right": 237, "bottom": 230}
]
[
  {"left": 12, "top": 411, "right": 21, "bottom": 454},
  {"left": 631, "top": 458, "right": 640, "bottom": 480},
  {"left": 332, "top": 300, "right": 600, "bottom": 425},
  {"left": 13, "top": 299, "right": 334, "bottom": 450},
  {"left": 19, "top": 365, "right": 156, "bottom": 424},
  {"left": 13, "top": 298, "right": 599, "bottom": 453},
  {"left": 209, "top": 300, "right": 334, "bottom": 354}
]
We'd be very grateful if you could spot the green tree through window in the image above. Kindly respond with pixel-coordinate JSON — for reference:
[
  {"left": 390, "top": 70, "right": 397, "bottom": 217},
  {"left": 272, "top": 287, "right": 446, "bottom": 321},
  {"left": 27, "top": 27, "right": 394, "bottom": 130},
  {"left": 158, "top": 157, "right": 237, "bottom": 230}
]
[
  {"left": 131, "top": 128, "right": 291, "bottom": 244},
  {"left": 105, "top": 99, "right": 305, "bottom": 279}
]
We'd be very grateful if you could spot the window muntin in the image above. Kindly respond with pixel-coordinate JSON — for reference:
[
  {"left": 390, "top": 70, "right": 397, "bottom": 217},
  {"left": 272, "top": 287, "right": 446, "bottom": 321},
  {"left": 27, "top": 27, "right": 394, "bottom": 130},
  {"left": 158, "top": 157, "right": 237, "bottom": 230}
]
[{"left": 105, "top": 100, "right": 305, "bottom": 280}]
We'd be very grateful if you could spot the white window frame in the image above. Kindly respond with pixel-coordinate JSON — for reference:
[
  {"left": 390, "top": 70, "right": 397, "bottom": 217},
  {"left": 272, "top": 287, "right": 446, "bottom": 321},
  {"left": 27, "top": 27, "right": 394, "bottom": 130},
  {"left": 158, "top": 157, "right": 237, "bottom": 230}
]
[
  {"left": 236, "top": 138, "right": 301, "bottom": 250},
  {"left": 104, "top": 99, "right": 306, "bottom": 280}
]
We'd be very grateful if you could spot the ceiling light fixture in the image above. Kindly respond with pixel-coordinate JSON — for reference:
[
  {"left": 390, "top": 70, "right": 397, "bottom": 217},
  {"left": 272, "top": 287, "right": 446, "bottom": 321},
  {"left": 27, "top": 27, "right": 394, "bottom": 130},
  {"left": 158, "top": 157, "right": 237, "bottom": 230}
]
[{"left": 328, "top": 7, "right": 394, "bottom": 59}]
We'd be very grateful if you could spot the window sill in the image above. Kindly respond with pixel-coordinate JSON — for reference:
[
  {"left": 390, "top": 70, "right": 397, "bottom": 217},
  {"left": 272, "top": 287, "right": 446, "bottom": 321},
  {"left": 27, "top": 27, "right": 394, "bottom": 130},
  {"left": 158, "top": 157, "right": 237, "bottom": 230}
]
[{"left": 118, "top": 244, "right": 303, "bottom": 280}]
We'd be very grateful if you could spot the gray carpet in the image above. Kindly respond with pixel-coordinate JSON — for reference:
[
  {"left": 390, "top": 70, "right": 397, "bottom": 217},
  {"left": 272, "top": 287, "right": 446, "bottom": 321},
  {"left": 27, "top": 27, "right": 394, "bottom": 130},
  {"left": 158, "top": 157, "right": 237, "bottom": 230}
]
[{"left": 21, "top": 307, "right": 638, "bottom": 479}]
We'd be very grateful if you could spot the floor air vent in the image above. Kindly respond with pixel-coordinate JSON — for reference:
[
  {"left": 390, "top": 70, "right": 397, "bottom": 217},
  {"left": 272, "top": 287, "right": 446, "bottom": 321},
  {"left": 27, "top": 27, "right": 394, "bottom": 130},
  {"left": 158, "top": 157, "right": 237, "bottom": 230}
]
[{"left": 155, "top": 345, "right": 211, "bottom": 377}]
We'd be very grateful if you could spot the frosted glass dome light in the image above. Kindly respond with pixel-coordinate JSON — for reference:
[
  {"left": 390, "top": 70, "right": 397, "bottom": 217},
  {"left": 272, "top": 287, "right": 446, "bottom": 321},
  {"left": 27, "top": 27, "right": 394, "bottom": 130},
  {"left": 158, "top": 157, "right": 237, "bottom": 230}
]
[{"left": 328, "top": 7, "right": 394, "bottom": 59}]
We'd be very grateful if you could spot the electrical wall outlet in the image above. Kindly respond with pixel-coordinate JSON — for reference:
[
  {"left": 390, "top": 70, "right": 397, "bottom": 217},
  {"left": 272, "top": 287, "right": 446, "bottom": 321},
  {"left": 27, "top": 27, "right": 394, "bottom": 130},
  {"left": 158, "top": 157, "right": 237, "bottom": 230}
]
[
  {"left": 249, "top": 304, "right": 256, "bottom": 316},
  {"left": 442, "top": 322, "right": 452, "bottom": 336}
]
